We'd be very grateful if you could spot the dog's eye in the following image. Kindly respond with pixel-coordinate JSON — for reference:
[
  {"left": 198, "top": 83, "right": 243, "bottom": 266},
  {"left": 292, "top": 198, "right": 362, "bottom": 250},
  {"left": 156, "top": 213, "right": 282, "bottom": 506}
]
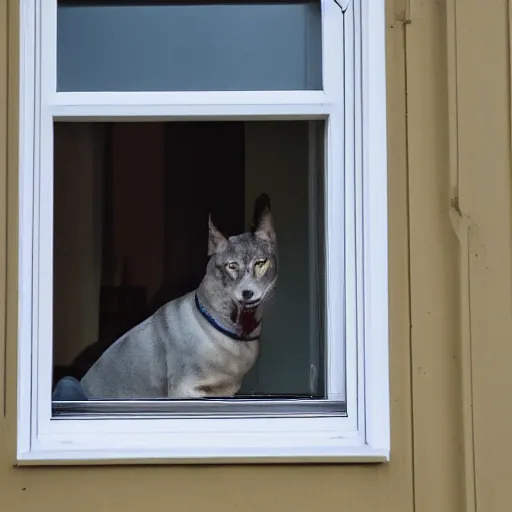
[
  {"left": 254, "top": 259, "right": 269, "bottom": 277},
  {"left": 226, "top": 262, "right": 238, "bottom": 271}
]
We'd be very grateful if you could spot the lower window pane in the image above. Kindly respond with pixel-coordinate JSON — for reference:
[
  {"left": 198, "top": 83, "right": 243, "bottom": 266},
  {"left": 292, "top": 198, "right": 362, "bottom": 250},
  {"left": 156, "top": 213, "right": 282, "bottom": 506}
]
[{"left": 52, "top": 120, "right": 326, "bottom": 402}]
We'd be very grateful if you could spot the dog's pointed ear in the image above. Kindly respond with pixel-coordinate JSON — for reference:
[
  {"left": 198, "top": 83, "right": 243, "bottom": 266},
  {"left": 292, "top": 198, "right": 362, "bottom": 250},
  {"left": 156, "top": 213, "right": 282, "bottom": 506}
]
[
  {"left": 208, "top": 215, "right": 228, "bottom": 256},
  {"left": 252, "top": 193, "right": 276, "bottom": 243}
]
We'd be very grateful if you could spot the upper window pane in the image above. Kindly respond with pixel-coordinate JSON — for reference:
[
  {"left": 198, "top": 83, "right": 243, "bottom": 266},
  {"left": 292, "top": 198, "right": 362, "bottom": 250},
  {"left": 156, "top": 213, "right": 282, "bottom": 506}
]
[{"left": 57, "top": 1, "right": 323, "bottom": 92}]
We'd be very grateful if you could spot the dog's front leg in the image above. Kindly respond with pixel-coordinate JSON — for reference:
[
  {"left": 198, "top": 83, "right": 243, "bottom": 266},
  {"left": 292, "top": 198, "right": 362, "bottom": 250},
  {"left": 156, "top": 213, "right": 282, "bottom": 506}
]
[
  {"left": 169, "top": 379, "right": 238, "bottom": 399},
  {"left": 168, "top": 383, "right": 208, "bottom": 399}
]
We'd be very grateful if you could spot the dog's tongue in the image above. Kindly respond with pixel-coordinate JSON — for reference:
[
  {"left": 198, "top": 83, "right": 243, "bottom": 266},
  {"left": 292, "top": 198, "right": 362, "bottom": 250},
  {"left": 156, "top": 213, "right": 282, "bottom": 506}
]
[
  {"left": 231, "top": 305, "right": 261, "bottom": 337},
  {"left": 239, "top": 309, "right": 260, "bottom": 336}
]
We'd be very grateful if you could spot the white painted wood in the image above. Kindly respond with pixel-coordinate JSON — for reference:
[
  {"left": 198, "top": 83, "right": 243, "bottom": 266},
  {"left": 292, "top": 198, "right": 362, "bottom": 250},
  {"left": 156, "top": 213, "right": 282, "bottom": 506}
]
[
  {"left": 17, "top": 0, "right": 36, "bottom": 459},
  {"left": 18, "top": 445, "right": 388, "bottom": 466},
  {"left": 360, "top": 0, "right": 390, "bottom": 454},
  {"left": 342, "top": 1, "right": 359, "bottom": 432},
  {"left": 352, "top": 0, "right": 367, "bottom": 435},
  {"left": 36, "top": 0, "right": 57, "bottom": 437},
  {"left": 322, "top": 0, "right": 347, "bottom": 409},
  {"left": 17, "top": 0, "right": 389, "bottom": 464},
  {"left": 48, "top": 91, "right": 334, "bottom": 120},
  {"left": 49, "top": 90, "right": 331, "bottom": 107},
  {"left": 50, "top": 105, "right": 331, "bottom": 121}
]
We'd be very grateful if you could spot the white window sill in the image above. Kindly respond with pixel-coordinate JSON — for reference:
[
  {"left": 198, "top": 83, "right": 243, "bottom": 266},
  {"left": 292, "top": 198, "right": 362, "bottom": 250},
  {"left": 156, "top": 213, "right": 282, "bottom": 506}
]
[
  {"left": 17, "top": 406, "right": 389, "bottom": 466},
  {"left": 17, "top": 445, "right": 390, "bottom": 466}
]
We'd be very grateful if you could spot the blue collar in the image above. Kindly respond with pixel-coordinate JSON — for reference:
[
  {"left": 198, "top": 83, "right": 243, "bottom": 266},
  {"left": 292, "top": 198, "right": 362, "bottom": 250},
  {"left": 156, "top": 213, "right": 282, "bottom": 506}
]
[{"left": 194, "top": 293, "right": 260, "bottom": 342}]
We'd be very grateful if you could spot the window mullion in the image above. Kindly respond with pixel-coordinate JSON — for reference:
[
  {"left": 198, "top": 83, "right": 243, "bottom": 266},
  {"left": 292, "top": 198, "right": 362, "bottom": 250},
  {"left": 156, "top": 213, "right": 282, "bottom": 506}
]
[{"left": 45, "top": 91, "right": 336, "bottom": 121}]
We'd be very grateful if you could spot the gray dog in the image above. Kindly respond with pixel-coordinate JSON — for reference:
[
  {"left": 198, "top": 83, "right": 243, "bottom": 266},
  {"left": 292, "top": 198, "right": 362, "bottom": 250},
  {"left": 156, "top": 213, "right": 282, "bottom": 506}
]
[{"left": 81, "top": 194, "right": 278, "bottom": 399}]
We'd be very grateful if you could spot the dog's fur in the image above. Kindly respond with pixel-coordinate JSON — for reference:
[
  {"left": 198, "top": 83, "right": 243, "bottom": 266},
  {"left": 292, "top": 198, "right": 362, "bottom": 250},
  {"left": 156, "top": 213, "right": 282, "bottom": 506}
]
[{"left": 81, "top": 195, "right": 278, "bottom": 399}]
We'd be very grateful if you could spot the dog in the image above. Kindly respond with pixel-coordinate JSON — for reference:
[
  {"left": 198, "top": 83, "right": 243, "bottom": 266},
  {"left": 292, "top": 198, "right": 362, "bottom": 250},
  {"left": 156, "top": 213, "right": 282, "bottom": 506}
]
[{"left": 80, "top": 194, "right": 278, "bottom": 399}]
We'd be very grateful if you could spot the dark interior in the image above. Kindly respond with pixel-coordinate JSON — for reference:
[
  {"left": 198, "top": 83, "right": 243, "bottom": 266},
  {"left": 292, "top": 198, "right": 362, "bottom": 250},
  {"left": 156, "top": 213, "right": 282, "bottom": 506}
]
[{"left": 53, "top": 121, "right": 247, "bottom": 387}]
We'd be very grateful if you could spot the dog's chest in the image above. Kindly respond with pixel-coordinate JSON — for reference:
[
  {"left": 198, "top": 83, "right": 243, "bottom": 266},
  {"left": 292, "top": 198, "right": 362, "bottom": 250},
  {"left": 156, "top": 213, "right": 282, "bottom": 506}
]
[
  {"left": 184, "top": 337, "right": 258, "bottom": 397},
  {"left": 200, "top": 336, "right": 259, "bottom": 377},
  {"left": 164, "top": 294, "right": 260, "bottom": 397}
]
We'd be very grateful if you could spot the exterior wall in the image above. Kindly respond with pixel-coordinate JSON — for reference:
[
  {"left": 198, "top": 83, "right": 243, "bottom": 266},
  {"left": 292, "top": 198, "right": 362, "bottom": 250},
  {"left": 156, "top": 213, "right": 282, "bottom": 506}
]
[{"left": 0, "top": 1, "right": 509, "bottom": 510}]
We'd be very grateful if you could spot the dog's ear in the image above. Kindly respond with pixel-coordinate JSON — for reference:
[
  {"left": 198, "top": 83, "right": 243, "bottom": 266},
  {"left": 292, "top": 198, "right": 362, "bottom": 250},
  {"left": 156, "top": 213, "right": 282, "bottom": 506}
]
[
  {"left": 252, "top": 193, "right": 276, "bottom": 243},
  {"left": 208, "top": 215, "right": 228, "bottom": 256}
]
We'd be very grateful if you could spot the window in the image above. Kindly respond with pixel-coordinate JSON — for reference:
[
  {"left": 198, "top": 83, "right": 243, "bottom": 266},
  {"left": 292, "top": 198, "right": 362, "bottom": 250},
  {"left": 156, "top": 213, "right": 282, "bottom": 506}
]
[{"left": 17, "top": 0, "right": 389, "bottom": 464}]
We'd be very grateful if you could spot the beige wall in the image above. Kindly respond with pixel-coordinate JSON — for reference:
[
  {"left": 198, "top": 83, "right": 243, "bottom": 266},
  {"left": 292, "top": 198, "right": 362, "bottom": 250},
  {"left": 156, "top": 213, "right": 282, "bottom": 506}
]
[{"left": 1, "top": 0, "right": 510, "bottom": 510}]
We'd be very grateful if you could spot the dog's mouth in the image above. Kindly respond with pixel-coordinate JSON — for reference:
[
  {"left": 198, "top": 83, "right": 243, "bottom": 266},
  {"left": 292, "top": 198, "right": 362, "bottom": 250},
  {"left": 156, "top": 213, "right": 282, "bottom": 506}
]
[{"left": 240, "top": 299, "right": 261, "bottom": 310}]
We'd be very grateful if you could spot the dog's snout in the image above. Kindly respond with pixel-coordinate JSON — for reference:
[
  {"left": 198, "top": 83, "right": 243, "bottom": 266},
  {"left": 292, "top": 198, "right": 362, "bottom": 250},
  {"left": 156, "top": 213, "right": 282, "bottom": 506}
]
[{"left": 242, "top": 290, "right": 254, "bottom": 301}]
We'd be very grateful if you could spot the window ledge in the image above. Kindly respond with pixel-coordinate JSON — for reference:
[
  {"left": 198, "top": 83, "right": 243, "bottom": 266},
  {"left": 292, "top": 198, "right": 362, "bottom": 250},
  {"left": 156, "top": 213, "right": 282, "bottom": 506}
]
[{"left": 17, "top": 444, "right": 389, "bottom": 466}]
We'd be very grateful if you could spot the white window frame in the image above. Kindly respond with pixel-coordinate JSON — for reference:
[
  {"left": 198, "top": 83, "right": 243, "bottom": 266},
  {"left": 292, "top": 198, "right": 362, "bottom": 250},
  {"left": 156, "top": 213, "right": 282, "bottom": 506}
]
[{"left": 17, "top": 0, "right": 389, "bottom": 464}]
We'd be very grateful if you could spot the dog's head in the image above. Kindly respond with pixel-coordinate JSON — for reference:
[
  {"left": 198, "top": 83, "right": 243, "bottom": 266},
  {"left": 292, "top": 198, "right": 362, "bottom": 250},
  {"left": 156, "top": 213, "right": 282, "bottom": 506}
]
[{"left": 205, "top": 194, "right": 278, "bottom": 312}]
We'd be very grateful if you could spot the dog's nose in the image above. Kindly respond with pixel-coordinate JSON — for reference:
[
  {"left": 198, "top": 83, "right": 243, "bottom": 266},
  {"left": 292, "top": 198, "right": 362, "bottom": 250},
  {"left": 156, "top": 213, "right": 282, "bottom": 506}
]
[{"left": 242, "top": 290, "right": 254, "bottom": 301}]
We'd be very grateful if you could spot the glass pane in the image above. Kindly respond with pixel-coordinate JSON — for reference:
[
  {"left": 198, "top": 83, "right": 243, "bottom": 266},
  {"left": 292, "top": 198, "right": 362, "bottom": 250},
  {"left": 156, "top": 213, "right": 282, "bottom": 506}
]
[
  {"left": 57, "top": 1, "right": 323, "bottom": 92},
  {"left": 52, "top": 120, "right": 326, "bottom": 401}
]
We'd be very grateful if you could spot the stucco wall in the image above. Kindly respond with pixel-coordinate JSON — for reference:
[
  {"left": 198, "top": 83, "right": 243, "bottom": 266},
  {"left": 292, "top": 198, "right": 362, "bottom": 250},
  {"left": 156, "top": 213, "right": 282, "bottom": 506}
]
[{"left": 0, "top": 1, "right": 509, "bottom": 511}]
